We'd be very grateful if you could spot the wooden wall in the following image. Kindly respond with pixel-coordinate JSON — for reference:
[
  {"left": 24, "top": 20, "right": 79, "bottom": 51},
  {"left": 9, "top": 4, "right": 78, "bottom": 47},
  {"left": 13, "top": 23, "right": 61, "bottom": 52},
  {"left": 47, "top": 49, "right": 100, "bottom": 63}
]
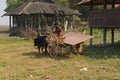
[{"left": 89, "top": 7, "right": 120, "bottom": 28}]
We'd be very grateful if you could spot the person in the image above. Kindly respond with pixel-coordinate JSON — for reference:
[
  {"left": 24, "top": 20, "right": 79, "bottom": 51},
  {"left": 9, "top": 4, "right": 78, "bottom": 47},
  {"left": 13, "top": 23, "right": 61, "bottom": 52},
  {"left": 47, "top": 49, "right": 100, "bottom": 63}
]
[
  {"left": 64, "top": 21, "right": 68, "bottom": 32},
  {"left": 53, "top": 22, "right": 63, "bottom": 37}
]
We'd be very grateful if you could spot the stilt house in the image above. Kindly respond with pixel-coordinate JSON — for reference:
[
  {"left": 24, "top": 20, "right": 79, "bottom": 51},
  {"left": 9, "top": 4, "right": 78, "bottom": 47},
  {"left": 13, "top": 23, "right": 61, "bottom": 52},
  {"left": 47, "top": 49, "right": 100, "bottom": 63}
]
[{"left": 76, "top": 0, "right": 120, "bottom": 46}]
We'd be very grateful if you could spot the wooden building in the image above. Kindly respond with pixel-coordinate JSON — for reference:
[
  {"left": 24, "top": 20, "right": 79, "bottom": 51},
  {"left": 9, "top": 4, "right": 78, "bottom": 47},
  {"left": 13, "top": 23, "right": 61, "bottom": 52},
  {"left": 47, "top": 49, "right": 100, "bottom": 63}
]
[
  {"left": 3, "top": 0, "right": 81, "bottom": 33},
  {"left": 76, "top": 0, "right": 120, "bottom": 46}
]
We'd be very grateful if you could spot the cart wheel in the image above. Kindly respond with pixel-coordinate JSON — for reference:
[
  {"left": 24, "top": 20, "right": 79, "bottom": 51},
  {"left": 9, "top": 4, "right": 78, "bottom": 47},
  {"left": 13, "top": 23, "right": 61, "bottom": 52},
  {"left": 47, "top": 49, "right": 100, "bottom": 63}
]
[
  {"left": 78, "top": 43, "right": 85, "bottom": 55},
  {"left": 48, "top": 45, "right": 60, "bottom": 58},
  {"left": 63, "top": 45, "right": 71, "bottom": 55}
]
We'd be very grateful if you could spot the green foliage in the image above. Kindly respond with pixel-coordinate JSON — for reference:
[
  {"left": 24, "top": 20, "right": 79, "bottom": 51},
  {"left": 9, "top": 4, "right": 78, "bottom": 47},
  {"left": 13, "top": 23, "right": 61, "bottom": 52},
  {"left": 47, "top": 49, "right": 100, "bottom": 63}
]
[
  {"left": 5, "top": 0, "right": 25, "bottom": 12},
  {"left": 73, "top": 15, "right": 81, "bottom": 22},
  {"left": 79, "top": 5, "right": 90, "bottom": 19},
  {"left": 53, "top": 0, "right": 69, "bottom": 7},
  {"left": 41, "top": 25, "right": 52, "bottom": 35}
]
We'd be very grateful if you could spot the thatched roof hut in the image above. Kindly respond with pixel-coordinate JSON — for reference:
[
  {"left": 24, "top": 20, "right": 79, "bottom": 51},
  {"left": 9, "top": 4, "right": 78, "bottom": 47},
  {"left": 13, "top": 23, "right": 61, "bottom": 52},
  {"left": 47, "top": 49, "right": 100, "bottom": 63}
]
[
  {"left": 3, "top": 0, "right": 81, "bottom": 36},
  {"left": 4, "top": 0, "right": 80, "bottom": 16}
]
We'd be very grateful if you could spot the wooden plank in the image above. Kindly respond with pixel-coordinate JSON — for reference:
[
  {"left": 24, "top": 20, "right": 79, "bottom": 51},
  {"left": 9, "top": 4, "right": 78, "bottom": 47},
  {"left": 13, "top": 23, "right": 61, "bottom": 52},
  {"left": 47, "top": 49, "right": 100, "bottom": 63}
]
[{"left": 63, "top": 32, "right": 93, "bottom": 45}]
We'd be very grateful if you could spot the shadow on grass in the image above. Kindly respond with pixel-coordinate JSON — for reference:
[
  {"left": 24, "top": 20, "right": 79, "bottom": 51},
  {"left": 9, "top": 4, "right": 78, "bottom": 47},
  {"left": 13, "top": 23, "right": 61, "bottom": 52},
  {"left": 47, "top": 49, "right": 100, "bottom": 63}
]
[
  {"left": 22, "top": 43, "right": 120, "bottom": 60},
  {"left": 84, "top": 44, "right": 120, "bottom": 59},
  {"left": 22, "top": 51, "right": 70, "bottom": 60},
  {"left": 22, "top": 52, "right": 50, "bottom": 59}
]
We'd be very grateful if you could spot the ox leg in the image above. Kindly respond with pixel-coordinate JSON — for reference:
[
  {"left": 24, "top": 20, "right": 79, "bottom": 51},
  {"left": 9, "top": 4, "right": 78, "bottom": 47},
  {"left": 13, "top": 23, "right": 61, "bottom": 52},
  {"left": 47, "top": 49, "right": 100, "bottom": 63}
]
[
  {"left": 41, "top": 46, "right": 44, "bottom": 53},
  {"left": 38, "top": 46, "right": 41, "bottom": 54},
  {"left": 45, "top": 45, "right": 48, "bottom": 53}
]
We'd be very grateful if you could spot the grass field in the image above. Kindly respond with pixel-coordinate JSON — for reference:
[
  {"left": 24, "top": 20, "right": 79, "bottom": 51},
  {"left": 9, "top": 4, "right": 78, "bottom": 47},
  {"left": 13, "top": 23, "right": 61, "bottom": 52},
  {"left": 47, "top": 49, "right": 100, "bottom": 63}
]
[{"left": 0, "top": 26, "right": 120, "bottom": 80}]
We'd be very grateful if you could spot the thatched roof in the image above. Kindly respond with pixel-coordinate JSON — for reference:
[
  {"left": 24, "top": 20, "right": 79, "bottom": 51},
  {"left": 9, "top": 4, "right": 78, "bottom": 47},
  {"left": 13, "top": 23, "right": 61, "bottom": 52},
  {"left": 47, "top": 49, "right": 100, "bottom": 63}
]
[
  {"left": 76, "top": 0, "right": 120, "bottom": 5},
  {"left": 3, "top": 0, "right": 81, "bottom": 16}
]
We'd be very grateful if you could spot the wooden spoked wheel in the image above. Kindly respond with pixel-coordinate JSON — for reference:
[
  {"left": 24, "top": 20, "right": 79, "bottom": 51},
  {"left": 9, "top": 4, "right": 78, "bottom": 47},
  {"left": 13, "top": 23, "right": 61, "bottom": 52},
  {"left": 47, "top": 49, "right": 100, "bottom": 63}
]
[
  {"left": 74, "top": 42, "right": 85, "bottom": 55},
  {"left": 48, "top": 45, "right": 60, "bottom": 58}
]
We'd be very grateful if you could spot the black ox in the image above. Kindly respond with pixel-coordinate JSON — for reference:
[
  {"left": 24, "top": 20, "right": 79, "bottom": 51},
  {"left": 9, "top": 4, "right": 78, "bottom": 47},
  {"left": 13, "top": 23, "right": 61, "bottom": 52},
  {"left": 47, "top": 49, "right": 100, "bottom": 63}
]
[{"left": 34, "top": 36, "right": 48, "bottom": 53}]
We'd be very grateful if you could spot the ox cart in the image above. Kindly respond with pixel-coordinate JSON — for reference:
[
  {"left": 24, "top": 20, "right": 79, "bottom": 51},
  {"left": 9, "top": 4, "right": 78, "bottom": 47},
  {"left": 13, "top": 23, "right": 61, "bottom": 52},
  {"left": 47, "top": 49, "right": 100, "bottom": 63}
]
[{"left": 47, "top": 32, "right": 93, "bottom": 58}]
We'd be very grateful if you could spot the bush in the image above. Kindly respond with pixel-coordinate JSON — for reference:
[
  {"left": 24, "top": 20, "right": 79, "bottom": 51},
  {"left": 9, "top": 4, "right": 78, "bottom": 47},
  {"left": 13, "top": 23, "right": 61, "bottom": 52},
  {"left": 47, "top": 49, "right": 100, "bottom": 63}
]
[
  {"left": 9, "top": 27, "right": 23, "bottom": 36},
  {"left": 22, "top": 28, "right": 37, "bottom": 39},
  {"left": 9, "top": 27, "right": 38, "bottom": 39}
]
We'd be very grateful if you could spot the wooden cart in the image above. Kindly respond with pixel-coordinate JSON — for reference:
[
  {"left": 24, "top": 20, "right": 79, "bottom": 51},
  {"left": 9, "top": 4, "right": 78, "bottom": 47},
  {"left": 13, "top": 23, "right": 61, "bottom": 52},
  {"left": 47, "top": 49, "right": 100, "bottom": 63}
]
[{"left": 47, "top": 32, "right": 93, "bottom": 58}]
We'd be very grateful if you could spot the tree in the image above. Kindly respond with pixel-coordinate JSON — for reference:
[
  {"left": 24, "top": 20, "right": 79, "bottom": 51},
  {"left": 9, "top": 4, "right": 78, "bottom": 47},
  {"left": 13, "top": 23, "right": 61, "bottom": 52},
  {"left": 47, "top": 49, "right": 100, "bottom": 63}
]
[
  {"left": 53, "top": 0, "right": 69, "bottom": 7},
  {"left": 5, "top": 0, "right": 25, "bottom": 12}
]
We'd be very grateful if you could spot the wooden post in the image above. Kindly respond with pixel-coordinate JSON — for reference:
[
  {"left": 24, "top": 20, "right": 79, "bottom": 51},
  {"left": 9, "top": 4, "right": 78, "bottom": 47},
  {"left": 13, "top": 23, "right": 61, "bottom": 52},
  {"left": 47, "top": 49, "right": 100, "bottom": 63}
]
[
  {"left": 38, "top": 14, "right": 41, "bottom": 34},
  {"left": 90, "top": 27, "right": 93, "bottom": 46},
  {"left": 31, "top": 14, "right": 34, "bottom": 28},
  {"left": 30, "top": 15, "right": 32, "bottom": 28},
  {"left": 111, "top": 28, "right": 114, "bottom": 44},
  {"left": 89, "top": 0, "right": 93, "bottom": 46},
  {"left": 90, "top": 0, "right": 93, "bottom": 10},
  {"left": 62, "top": 16, "right": 65, "bottom": 28},
  {"left": 9, "top": 16, "right": 12, "bottom": 30},
  {"left": 21, "top": 14, "right": 24, "bottom": 28},
  {"left": 36, "top": 14, "right": 38, "bottom": 28},
  {"left": 112, "top": 0, "right": 115, "bottom": 8},
  {"left": 103, "top": 28, "right": 107, "bottom": 46},
  {"left": 56, "top": 15, "right": 59, "bottom": 23},
  {"left": 12, "top": 16, "right": 15, "bottom": 28},
  {"left": 111, "top": 0, "right": 115, "bottom": 45},
  {"left": 103, "top": 0, "right": 107, "bottom": 9},
  {"left": 20, "top": 15, "right": 23, "bottom": 28},
  {"left": 25, "top": 15, "right": 27, "bottom": 31},
  {"left": 16, "top": 16, "right": 18, "bottom": 27}
]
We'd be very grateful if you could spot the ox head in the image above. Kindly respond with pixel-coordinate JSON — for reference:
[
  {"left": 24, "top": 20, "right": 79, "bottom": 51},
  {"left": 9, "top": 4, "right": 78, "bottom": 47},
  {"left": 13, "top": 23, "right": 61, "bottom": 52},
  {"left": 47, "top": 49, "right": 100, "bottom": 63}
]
[{"left": 34, "top": 38, "right": 38, "bottom": 46}]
